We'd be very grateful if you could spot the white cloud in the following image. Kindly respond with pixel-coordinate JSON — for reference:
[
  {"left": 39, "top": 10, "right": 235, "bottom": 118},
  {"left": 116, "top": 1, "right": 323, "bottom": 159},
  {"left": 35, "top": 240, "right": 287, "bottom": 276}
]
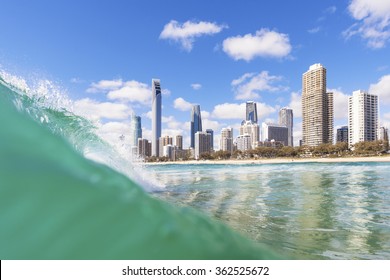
[
  {"left": 232, "top": 71, "right": 287, "bottom": 100},
  {"left": 329, "top": 88, "right": 349, "bottom": 120},
  {"left": 160, "top": 20, "right": 227, "bottom": 51},
  {"left": 173, "top": 97, "right": 193, "bottom": 111},
  {"left": 201, "top": 110, "right": 210, "bottom": 119},
  {"left": 191, "top": 83, "right": 202, "bottom": 90},
  {"left": 86, "top": 79, "right": 171, "bottom": 105},
  {"left": 212, "top": 103, "right": 246, "bottom": 119},
  {"left": 344, "top": 0, "right": 390, "bottom": 48},
  {"left": 107, "top": 80, "right": 151, "bottom": 104},
  {"left": 222, "top": 28, "right": 292, "bottom": 61},
  {"left": 369, "top": 74, "right": 390, "bottom": 104},
  {"left": 211, "top": 102, "right": 275, "bottom": 120},
  {"left": 87, "top": 79, "right": 123, "bottom": 93},
  {"left": 308, "top": 27, "right": 321, "bottom": 34},
  {"left": 73, "top": 98, "right": 132, "bottom": 121}
]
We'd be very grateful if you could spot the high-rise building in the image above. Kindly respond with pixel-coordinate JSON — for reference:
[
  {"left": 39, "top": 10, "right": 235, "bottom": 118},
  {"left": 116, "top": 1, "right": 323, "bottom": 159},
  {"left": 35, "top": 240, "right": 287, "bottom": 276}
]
[
  {"left": 246, "top": 101, "right": 258, "bottom": 123},
  {"left": 220, "top": 127, "right": 233, "bottom": 153},
  {"left": 236, "top": 134, "right": 252, "bottom": 151},
  {"left": 137, "top": 138, "right": 151, "bottom": 158},
  {"left": 175, "top": 135, "right": 183, "bottom": 150},
  {"left": 239, "top": 120, "right": 259, "bottom": 149},
  {"left": 261, "top": 123, "right": 289, "bottom": 146},
  {"left": 190, "top": 105, "right": 202, "bottom": 148},
  {"left": 336, "top": 126, "right": 348, "bottom": 143},
  {"left": 206, "top": 129, "right": 214, "bottom": 151},
  {"left": 159, "top": 136, "right": 173, "bottom": 157},
  {"left": 130, "top": 114, "right": 142, "bottom": 147},
  {"left": 348, "top": 90, "right": 378, "bottom": 148},
  {"left": 194, "top": 131, "right": 211, "bottom": 159},
  {"left": 279, "top": 107, "right": 293, "bottom": 146},
  {"left": 302, "top": 63, "right": 333, "bottom": 146},
  {"left": 378, "top": 127, "right": 389, "bottom": 143},
  {"left": 151, "top": 79, "right": 162, "bottom": 156}
]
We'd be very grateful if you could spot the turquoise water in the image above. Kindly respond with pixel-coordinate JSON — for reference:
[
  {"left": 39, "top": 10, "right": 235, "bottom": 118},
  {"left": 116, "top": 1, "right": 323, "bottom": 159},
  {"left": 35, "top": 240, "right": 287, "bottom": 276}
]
[
  {"left": 0, "top": 72, "right": 278, "bottom": 259},
  {"left": 148, "top": 163, "right": 390, "bottom": 259}
]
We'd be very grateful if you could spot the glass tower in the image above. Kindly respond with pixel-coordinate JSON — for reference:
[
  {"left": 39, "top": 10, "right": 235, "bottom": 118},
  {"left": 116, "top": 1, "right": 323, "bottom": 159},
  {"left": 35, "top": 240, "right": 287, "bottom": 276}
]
[
  {"left": 190, "top": 104, "right": 202, "bottom": 148},
  {"left": 246, "top": 101, "right": 258, "bottom": 123},
  {"left": 130, "top": 114, "right": 142, "bottom": 147},
  {"left": 151, "top": 79, "right": 161, "bottom": 156}
]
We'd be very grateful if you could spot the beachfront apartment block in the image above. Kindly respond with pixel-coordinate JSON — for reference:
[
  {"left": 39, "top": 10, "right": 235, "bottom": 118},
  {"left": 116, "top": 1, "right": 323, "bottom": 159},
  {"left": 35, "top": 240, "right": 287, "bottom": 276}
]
[
  {"left": 302, "top": 63, "right": 334, "bottom": 146},
  {"left": 348, "top": 90, "right": 378, "bottom": 148}
]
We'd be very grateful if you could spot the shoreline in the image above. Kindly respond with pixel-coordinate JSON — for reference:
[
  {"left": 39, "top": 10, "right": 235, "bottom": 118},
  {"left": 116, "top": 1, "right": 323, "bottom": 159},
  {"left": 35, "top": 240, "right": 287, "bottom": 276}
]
[{"left": 142, "top": 155, "right": 390, "bottom": 165}]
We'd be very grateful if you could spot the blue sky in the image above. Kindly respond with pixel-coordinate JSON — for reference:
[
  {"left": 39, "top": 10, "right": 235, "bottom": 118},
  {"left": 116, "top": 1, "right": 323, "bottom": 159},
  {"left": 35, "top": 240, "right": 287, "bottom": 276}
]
[{"left": 1, "top": 0, "right": 390, "bottom": 148}]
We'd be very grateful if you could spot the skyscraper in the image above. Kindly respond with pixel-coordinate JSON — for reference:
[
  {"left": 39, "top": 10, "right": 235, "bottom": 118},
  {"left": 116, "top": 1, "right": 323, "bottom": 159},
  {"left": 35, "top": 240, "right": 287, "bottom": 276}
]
[
  {"left": 206, "top": 129, "right": 214, "bottom": 151},
  {"left": 279, "top": 107, "right": 293, "bottom": 146},
  {"left": 151, "top": 79, "right": 161, "bottom": 156},
  {"left": 220, "top": 127, "right": 233, "bottom": 153},
  {"left": 348, "top": 90, "right": 378, "bottom": 148},
  {"left": 129, "top": 113, "right": 142, "bottom": 148},
  {"left": 190, "top": 104, "right": 202, "bottom": 148},
  {"left": 246, "top": 101, "right": 258, "bottom": 123},
  {"left": 302, "top": 63, "right": 333, "bottom": 146}
]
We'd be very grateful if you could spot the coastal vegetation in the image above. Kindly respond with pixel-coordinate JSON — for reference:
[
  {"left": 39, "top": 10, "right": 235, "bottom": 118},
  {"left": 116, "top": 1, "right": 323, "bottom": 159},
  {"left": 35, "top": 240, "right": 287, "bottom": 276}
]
[{"left": 144, "top": 140, "right": 389, "bottom": 162}]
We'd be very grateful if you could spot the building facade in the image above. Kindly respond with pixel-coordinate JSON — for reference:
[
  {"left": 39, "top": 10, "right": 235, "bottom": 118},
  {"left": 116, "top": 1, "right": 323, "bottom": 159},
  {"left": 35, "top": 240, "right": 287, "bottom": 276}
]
[
  {"left": 130, "top": 114, "right": 142, "bottom": 148},
  {"left": 194, "top": 131, "right": 212, "bottom": 159},
  {"left": 236, "top": 134, "right": 252, "bottom": 151},
  {"left": 246, "top": 101, "right": 258, "bottom": 123},
  {"left": 175, "top": 135, "right": 183, "bottom": 150},
  {"left": 206, "top": 129, "right": 214, "bottom": 151},
  {"left": 336, "top": 126, "right": 348, "bottom": 143},
  {"left": 261, "top": 123, "right": 289, "bottom": 146},
  {"left": 279, "top": 107, "right": 293, "bottom": 146},
  {"left": 239, "top": 120, "right": 259, "bottom": 149},
  {"left": 137, "top": 138, "right": 151, "bottom": 158},
  {"left": 190, "top": 104, "right": 202, "bottom": 148},
  {"left": 151, "top": 79, "right": 162, "bottom": 156},
  {"left": 302, "top": 63, "right": 333, "bottom": 146},
  {"left": 348, "top": 90, "right": 378, "bottom": 148},
  {"left": 159, "top": 136, "right": 173, "bottom": 158},
  {"left": 220, "top": 127, "right": 234, "bottom": 153}
]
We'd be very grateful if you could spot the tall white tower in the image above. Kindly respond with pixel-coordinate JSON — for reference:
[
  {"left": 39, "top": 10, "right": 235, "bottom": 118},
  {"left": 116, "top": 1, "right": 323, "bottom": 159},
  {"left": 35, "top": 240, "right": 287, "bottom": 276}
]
[
  {"left": 348, "top": 90, "right": 378, "bottom": 148},
  {"left": 151, "top": 79, "right": 161, "bottom": 156}
]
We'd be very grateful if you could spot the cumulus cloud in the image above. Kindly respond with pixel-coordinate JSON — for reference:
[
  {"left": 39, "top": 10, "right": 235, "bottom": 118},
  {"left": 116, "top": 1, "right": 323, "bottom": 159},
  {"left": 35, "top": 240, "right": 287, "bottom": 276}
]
[
  {"left": 329, "top": 88, "right": 349, "bottom": 120},
  {"left": 86, "top": 79, "right": 123, "bottom": 93},
  {"left": 107, "top": 80, "right": 151, "bottom": 104},
  {"left": 222, "top": 28, "right": 292, "bottom": 61},
  {"left": 73, "top": 98, "right": 132, "bottom": 121},
  {"left": 173, "top": 97, "right": 193, "bottom": 111},
  {"left": 288, "top": 92, "right": 302, "bottom": 118},
  {"left": 232, "top": 71, "right": 288, "bottom": 100},
  {"left": 369, "top": 74, "right": 390, "bottom": 104},
  {"left": 160, "top": 20, "right": 227, "bottom": 51},
  {"left": 211, "top": 102, "right": 275, "bottom": 120},
  {"left": 344, "top": 0, "right": 390, "bottom": 48},
  {"left": 86, "top": 79, "right": 170, "bottom": 105},
  {"left": 191, "top": 83, "right": 202, "bottom": 90}
]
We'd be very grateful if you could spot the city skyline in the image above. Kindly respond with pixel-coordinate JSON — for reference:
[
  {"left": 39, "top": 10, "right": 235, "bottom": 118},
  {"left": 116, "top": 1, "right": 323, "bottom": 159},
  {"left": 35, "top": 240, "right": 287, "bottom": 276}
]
[{"left": 1, "top": 1, "right": 390, "bottom": 150}]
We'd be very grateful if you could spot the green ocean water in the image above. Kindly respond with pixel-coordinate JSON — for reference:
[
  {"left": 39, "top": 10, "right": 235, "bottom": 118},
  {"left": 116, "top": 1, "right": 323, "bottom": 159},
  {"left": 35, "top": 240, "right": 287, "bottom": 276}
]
[
  {"left": 0, "top": 72, "right": 279, "bottom": 259},
  {"left": 148, "top": 162, "right": 390, "bottom": 259}
]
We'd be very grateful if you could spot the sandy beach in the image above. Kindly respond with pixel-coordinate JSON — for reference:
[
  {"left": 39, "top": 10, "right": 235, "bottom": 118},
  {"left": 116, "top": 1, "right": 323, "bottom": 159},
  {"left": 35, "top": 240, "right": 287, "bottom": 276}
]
[{"left": 144, "top": 155, "right": 390, "bottom": 165}]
